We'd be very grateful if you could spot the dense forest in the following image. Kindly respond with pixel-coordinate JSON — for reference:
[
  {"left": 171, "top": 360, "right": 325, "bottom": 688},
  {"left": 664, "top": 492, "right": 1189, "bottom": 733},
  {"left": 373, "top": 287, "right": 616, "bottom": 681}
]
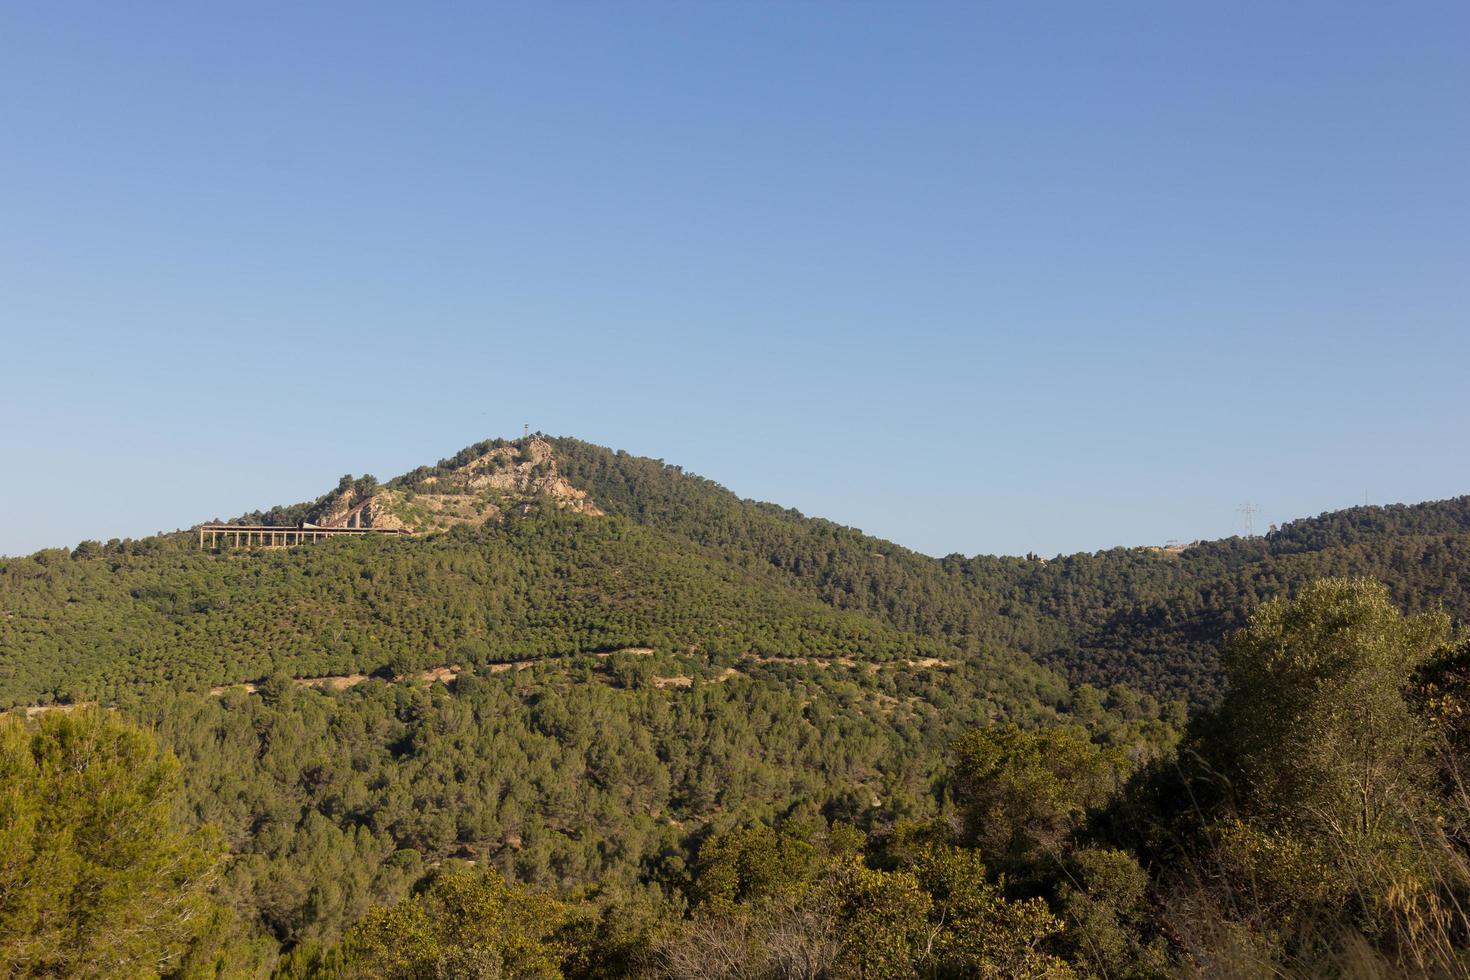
[
  {"left": 551, "top": 437, "right": 1470, "bottom": 705},
  {"left": 3, "top": 436, "right": 1469, "bottom": 976},
  {"left": 8, "top": 436, "right": 1467, "bottom": 710}
]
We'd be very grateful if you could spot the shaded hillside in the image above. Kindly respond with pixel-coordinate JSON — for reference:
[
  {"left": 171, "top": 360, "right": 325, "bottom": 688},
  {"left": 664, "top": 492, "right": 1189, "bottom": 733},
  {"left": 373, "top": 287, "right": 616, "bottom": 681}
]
[
  {"left": 5, "top": 433, "right": 1465, "bottom": 968},
  {"left": 0, "top": 510, "right": 1054, "bottom": 711},
  {"left": 550, "top": 438, "right": 1470, "bottom": 704},
  {"left": 5, "top": 434, "right": 1467, "bottom": 711}
]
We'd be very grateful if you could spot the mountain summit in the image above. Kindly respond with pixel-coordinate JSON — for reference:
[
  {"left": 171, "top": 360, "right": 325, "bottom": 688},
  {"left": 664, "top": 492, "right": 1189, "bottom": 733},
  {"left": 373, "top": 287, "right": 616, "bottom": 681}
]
[
  {"left": 5, "top": 434, "right": 1470, "bottom": 713},
  {"left": 298, "top": 437, "right": 603, "bottom": 534}
]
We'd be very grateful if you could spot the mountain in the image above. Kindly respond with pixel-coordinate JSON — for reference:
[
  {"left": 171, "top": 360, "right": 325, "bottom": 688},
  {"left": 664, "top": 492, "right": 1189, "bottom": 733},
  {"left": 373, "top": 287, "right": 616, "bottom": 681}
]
[
  {"left": 552, "top": 435, "right": 1470, "bottom": 704},
  {"left": 220, "top": 436, "right": 600, "bottom": 537},
  {"left": 5, "top": 435, "right": 1469, "bottom": 711},
  {"left": 0, "top": 437, "right": 1039, "bottom": 713},
  {"left": 5, "top": 434, "right": 1470, "bottom": 971},
  {"left": 1, "top": 436, "right": 1113, "bottom": 957}
]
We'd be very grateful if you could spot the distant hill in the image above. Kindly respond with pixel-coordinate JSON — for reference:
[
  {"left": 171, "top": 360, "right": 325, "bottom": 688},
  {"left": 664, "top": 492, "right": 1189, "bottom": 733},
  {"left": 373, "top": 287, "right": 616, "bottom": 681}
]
[
  {"left": 0, "top": 436, "right": 1059, "bottom": 718},
  {"left": 6, "top": 433, "right": 1467, "bottom": 961},
  {"left": 3, "top": 434, "right": 1468, "bottom": 710},
  {"left": 230, "top": 436, "right": 601, "bottom": 534},
  {"left": 547, "top": 438, "right": 1470, "bottom": 704}
]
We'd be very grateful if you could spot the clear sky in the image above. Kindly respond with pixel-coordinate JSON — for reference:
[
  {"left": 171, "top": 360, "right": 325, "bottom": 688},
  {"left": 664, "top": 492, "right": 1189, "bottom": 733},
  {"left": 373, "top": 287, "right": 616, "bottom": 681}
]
[{"left": 2, "top": 2, "right": 1467, "bottom": 558}]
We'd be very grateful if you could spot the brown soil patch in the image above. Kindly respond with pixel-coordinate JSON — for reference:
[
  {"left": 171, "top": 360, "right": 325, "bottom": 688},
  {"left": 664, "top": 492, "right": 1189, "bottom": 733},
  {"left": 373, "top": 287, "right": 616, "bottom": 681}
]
[
  {"left": 299, "top": 674, "right": 369, "bottom": 691},
  {"left": 652, "top": 666, "right": 740, "bottom": 689},
  {"left": 21, "top": 701, "right": 98, "bottom": 719},
  {"left": 418, "top": 665, "right": 461, "bottom": 684},
  {"left": 743, "top": 653, "right": 952, "bottom": 671},
  {"left": 487, "top": 660, "right": 537, "bottom": 674}
]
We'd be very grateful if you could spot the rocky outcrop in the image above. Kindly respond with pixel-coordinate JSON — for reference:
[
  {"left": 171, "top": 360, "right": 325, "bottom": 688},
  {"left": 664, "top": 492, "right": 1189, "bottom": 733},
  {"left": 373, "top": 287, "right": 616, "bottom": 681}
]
[
  {"left": 308, "top": 438, "right": 603, "bottom": 535},
  {"left": 457, "top": 438, "right": 603, "bottom": 515},
  {"left": 309, "top": 488, "right": 356, "bottom": 527},
  {"left": 355, "top": 495, "right": 411, "bottom": 531}
]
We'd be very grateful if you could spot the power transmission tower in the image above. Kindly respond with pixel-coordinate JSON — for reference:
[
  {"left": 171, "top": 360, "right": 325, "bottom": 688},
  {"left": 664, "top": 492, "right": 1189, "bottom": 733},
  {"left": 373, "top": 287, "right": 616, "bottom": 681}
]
[{"left": 1238, "top": 502, "right": 1259, "bottom": 538}]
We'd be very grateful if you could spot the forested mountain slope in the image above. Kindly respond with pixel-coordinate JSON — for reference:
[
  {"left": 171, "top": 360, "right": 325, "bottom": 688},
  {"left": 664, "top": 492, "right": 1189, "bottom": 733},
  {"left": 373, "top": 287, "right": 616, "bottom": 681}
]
[
  {"left": 5, "top": 434, "right": 1467, "bottom": 710},
  {"left": 0, "top": 512, "right": 1049, "bottom": 712},
  {"left": 4, "top": 434, "right": 1467, "bottom": 972},
  {"left": 550, "top": 437, "right": 1470, "bottom": 704}
]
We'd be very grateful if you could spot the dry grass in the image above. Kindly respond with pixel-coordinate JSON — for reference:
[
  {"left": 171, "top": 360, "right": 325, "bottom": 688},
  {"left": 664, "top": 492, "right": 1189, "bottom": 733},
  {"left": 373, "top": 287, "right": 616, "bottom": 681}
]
[{"left": 1162, "top": 740, "right": 1470, "bottom": 979}]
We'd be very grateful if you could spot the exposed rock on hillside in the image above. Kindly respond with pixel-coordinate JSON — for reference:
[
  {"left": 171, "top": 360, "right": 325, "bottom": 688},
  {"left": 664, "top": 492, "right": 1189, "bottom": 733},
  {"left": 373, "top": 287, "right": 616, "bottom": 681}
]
[
  {"left": 452, "top": 438, "right": 602, "bottom": 515},
  {"left": 353, "top": 495, "right": 413, "bottom": 531},
  {"left": 307, "top": 437, "right": 601, "bottom": 535},
  {"left": 311, "top": 487, "right": 357, "bottom": 528}
]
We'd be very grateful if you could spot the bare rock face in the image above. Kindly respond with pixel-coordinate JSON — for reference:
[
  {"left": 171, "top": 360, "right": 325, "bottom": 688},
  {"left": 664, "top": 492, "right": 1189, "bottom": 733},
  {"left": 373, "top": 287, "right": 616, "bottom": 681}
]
[
  {"left": 320, "top": 438, "right": 603, "bottom": 535},
  {"left": 357, "top": 496, "right": 411, "bottom": 531},
  {"left": 310, "top": 488, "right": 357, "bottom": 527},
  {"left": 458, "top": 438, "right": 604, "bottom": 515}
]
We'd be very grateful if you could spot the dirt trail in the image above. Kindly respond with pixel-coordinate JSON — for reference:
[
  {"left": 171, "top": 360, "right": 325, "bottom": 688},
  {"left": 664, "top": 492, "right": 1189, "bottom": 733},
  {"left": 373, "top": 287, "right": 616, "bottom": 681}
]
[
  {"left": 652, "top": 666, "right": 741, "bottom": 689},
  {"left": 206, "top": 646, "right": 659, "bottom": 697},
  {"left": 745, "top": 654, "right": 953, "bottom": 671},
  {"left": 21, "top": 646, "right": 948, "bottom": 713},
  {"left": 21, "top": 701, "right": 98, "bottom": 719},
  {"left": 208, "top": 645, "right": 948, "bottom": 696}
]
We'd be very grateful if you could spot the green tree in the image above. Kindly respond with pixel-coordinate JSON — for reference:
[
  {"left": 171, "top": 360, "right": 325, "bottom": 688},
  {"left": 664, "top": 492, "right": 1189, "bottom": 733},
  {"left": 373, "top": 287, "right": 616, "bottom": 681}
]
[
  {"left": 0, "top": 709, "right": 224, "bottom": 978},
  {"left": 950, "top": 726, "right": 1128, "bottom": 876},
  {"left": 339, "top": 868, "right": 574, "bottom": 979},
  {"left": 1165, "top": 579, "right": 1460, "bottom": 973},
  {"left": 826, "top": 858, "right": 933, "bottom": 979},
  {"left": 1054, "top": 847, "right": 1165, "bottom": 979},
  {"left": 904, "top": 840, "right": 1074, "bottom": 979},
  {"left": 690, "top": 823, "right": 820, "bottom": 911},
  {"left": 1216, "top": 577, "right": 1448, "bottom": 842}
]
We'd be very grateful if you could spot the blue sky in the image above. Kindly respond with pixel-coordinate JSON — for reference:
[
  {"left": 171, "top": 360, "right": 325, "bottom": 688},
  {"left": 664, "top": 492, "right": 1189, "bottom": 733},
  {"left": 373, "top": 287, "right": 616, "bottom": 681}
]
[{"left": 2, "top": 2, "right": 1466, "bottom": 558}]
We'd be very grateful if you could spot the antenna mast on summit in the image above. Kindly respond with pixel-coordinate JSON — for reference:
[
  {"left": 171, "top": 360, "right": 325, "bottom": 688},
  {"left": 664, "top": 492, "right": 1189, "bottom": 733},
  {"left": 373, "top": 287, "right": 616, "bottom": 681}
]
[{"left": 1238, "top": 502, "right": 1259, "bottom": 538}]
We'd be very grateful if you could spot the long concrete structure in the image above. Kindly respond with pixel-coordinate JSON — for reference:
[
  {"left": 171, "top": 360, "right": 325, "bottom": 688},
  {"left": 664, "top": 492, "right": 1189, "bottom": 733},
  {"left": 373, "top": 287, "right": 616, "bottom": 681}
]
[{"left": 197, "top": 524, "right": 410, "bottom": 549}]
